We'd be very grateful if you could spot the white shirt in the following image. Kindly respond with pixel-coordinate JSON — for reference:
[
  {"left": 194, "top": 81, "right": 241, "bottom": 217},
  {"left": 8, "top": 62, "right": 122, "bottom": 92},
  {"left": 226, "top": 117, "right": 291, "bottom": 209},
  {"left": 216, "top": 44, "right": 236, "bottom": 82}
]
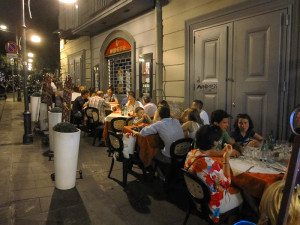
[
  {"left": 126, "top": 100, "right": 143, "bottom": 113},
  {"left": 200, "top": 109, "right": 210, "bottom": 125},
  {"left": 143, "top": 102, "right": 157, "bottom": 118},
  {"left": 51, "top": 82, "right": 57, "bottom": 93}
]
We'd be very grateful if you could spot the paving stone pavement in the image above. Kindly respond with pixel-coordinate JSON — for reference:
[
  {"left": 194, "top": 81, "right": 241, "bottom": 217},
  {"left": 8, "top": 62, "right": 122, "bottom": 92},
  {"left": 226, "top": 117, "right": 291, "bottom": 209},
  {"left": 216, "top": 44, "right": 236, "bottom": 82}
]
[{"left": 0, "top": 95, "right": 207, "bottom": 225}]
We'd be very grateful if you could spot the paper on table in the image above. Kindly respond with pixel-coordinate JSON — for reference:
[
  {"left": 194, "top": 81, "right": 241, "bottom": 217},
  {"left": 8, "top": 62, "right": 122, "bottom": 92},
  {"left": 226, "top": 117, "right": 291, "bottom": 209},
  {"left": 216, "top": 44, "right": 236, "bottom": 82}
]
[
  {"left": 249, "top": 166, "right": 281, "bottom": 174},
  {"left": 229, "top": 159, "right": 255, "bottom": 176},
  {"left": 229, "top": 158, "right": 282, "bottom": 176}
]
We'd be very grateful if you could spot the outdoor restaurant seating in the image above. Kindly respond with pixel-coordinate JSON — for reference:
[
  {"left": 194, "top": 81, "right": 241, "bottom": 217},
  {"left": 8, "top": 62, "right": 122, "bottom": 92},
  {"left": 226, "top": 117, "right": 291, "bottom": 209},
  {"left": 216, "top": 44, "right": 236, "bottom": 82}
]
[
  {"left": 107, "top": 131, "right": 145, "bottom": 186},
  {"left": 111, "top": 117, "right": 127, "bottom": 134},
  {"left": 154, "top": 137, "right": 194, "bottom": 184},
  {"left": 182, "top": 169, "right": 240, "bottom": 225},
  {"left": 84, "top": 107, "right": 102, "bottom": 146},
  {"left": 126, "top": 117, "right": 134, "bottom": 126}
]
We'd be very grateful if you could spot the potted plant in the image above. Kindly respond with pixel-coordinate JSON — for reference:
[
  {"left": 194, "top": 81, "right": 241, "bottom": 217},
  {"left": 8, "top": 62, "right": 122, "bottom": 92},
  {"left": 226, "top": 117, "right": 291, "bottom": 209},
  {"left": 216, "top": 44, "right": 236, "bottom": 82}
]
[
  {"left": 30, "top": 92, "right": 41, "bottom": 122},
  {"left": 39, "top": 100, "right": 49, "bottom": 131},
  {"left": 48, "top": 107, "right": 62, "bottom": 154},
  {"left": 53, "top": 122, "right": 81, "bottom": 190}
]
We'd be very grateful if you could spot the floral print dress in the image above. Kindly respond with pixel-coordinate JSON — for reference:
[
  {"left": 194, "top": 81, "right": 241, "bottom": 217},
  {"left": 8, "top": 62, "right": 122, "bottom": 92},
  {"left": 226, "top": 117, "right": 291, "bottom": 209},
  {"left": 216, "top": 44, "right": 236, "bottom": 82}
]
[{"left": 184, "top": 149, "right": 231, "bottom": 223}]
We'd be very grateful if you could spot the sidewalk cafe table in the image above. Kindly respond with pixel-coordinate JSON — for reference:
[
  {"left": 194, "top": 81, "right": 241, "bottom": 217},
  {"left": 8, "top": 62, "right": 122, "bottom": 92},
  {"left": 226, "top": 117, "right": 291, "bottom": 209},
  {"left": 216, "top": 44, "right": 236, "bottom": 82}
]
[
  {"left": 212, "top": 157, "right": 285, "bottom": 198},
  {"left": 103, "top": 112, "right": 131, "bottom": 143},
  {"left": 122, "top": 125, "right": 164, "bottom": 167}
]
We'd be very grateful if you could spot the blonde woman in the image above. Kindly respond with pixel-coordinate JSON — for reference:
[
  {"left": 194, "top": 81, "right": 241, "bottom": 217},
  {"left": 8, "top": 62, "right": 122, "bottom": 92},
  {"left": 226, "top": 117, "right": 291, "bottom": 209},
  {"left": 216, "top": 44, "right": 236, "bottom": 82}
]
[{"left": 257, "top": 180, "right": 300, "bottom": 225}]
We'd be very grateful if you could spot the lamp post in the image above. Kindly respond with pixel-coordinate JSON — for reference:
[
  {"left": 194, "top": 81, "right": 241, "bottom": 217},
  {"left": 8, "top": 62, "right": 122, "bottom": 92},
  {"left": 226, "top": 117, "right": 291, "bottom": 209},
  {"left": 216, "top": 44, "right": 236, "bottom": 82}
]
[{"left": 21, "top": 0, "right": 33, "bottom": 144}]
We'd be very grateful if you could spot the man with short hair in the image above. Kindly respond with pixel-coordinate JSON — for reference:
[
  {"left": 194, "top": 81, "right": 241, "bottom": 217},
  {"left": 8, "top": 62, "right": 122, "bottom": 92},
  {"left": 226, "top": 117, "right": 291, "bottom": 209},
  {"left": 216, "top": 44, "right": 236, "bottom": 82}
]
[
  {"left": 138, "top": 106, "right": 184, "bottom": 163},
  {"left": 191, "top": 99, "right": 210, "bottom": 125},
  {"left": 142, "top": 96, "right": 157, "bottom": 118},
  {"left": 88, "top": 91, "right": 110, "bottom": 123},
  {"left": 72, "top": 89, "right": 89, "bottom": 125}
]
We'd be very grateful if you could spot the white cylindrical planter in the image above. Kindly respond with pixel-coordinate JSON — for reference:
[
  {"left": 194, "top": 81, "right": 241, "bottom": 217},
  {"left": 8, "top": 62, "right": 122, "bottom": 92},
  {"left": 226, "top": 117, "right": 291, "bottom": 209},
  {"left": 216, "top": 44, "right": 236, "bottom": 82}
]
[
  {"left": 54, "top": 129, "right": 81, "bottom": 190},
  {"left": 30, "top": 96, "right": 41, "bottom": 122},
  {"left": 48, "top": 111, "right": 62, "bottom": 151},
  {"left": 39, "top": 103, "right": 48, "bottom": 131}
]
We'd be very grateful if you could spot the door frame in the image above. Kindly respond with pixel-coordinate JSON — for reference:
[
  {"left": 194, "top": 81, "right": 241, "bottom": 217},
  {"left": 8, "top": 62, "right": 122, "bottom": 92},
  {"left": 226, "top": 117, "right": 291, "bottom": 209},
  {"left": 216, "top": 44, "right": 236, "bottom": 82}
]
[{"left": 185, "top": 0, "right": 299, "bottom": 139}]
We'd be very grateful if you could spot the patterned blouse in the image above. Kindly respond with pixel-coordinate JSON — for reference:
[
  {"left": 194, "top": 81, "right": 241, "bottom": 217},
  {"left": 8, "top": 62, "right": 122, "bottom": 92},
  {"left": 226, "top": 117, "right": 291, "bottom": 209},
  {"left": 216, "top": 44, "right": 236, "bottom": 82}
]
[{"left": 184, "top": 149, "right": 231, "bottom": 223}]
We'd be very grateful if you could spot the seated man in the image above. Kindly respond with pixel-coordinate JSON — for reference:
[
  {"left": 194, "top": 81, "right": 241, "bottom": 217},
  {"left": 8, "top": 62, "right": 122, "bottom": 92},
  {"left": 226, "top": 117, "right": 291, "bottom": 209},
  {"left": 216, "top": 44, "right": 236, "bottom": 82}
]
[
  {"left": 142, "top": 95, "right": 157, "bottom": 118},
  {"left": 88, "top": 91, "right": 110, "bottom": 146},
  {"left": 138, "top": 106, "right": 184, "bottom": 163},
  {"left": 191, "top": 99, "right": 210, "bottom": 125},
  {"left": 88, "top": 91, "right": 110, "bottom": 123},
  {"left": 71, "top": 89, "right": 89, "bottom": 126},
  {"left": 210, "top": 109, "right": 242, "bottom": 157}
]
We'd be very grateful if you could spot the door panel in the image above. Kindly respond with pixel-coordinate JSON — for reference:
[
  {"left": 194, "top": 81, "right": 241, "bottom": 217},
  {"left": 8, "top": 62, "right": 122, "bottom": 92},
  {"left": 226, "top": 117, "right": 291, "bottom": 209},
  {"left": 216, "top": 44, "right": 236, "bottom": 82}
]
[
  {"left": 232, "top": 10, "right": 286, "bottom": 136},
  {"left": 193, "top": 24, "right": 231, "bottom": 117}
]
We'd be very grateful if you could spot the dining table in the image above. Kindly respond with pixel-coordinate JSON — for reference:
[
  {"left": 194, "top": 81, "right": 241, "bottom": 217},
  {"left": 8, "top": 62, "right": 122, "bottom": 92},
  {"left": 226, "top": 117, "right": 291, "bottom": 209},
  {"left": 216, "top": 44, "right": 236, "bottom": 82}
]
[
  {"left": 102, "top": 111, "right": 132, "bottom": 143},
  {"left": 212, "top": 153, "right": 286, "bottom": 198}
]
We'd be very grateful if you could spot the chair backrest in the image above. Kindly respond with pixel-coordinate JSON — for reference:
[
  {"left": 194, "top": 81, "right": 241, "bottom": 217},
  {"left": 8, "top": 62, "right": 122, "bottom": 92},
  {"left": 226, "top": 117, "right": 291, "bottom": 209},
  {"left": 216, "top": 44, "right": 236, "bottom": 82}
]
[
  {"left": 181, "top": 169, "right": 211, "bottom": 210},
  {"left": 126, "top": 117, "right": 134, "bottom": 126},
  {"left": 111, "top": 117, "right": 127, "bottom": 133},
  {"left": 170, "top": 138, "right": 194, "bottom": 160},
  {"left": 108, "top": 131, "right": 124, "bottom": 161},
  {"left": 85, "top": 107, "right": 99, "bottom": 123}
]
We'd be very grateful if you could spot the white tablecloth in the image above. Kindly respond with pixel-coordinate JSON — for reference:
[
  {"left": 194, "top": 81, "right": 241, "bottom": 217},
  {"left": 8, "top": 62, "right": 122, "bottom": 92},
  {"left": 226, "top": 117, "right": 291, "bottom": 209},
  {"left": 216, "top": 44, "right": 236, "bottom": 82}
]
[
  {"left": 104, "top": 112, "right": 131, "bottom": 122},
  {"left": 229, "top": 158, "right": 285, "bottom": 176}
]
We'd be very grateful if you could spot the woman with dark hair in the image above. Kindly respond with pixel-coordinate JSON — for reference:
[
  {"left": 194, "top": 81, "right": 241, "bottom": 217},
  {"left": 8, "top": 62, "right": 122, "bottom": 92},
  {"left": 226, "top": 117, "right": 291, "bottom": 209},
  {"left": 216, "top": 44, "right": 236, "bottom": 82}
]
[
  {"left": 184, "top": 125, "right": 243, "bottom": 223},
  {"left": 104, "top": 86, "right": 118, "bottom": 104},
  {"left": 181, "top": 109, "right": 203, "bottom": 140},
  {"left": 231, "top": 113, "right": 263, "bottom": 147}
]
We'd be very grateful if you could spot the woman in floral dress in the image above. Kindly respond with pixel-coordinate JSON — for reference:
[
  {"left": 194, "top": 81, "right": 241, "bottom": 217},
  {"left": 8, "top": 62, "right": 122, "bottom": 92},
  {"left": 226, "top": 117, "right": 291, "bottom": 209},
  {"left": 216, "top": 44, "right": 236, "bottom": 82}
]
[{"left": 184, "top": 125, "right": 243, "bottom": 223}]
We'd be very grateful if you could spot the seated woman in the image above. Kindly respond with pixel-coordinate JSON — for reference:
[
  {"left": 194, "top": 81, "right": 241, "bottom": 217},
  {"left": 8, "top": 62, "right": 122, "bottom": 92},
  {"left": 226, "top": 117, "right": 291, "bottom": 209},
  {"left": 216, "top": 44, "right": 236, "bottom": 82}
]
[
  {"left": 184, "top": 125, "right": 243, "bottom": 223},
  {"left": 231, "top": 113, "right": 263, "bottom": 147},
  {"left": 211, "top": 109, "right": 241, "bottom": 157},
  {"left": 126, "top": 91, "right": 143, "bottom": 114},
  {"left": 133, "top": 107, "right": 151, "bottom": 125},
  {"left": 181, "top": 109, "right": 203, "bottom": 140},
  {"left": 104, "top": 86, "right": 118, "bottom": 104},
  {"left": 257, "top": 180, "right": 300, "bottom": 225}
]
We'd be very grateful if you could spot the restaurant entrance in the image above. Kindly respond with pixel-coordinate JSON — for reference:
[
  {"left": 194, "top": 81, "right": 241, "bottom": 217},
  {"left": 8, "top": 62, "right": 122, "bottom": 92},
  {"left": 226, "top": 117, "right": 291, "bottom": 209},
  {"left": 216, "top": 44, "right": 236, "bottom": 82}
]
[
  {"left": 190, "top": 9, "right": 289, "bottom": 138},
  {"left": 104, "top": 38, "right": 132, "bottom": 102}
]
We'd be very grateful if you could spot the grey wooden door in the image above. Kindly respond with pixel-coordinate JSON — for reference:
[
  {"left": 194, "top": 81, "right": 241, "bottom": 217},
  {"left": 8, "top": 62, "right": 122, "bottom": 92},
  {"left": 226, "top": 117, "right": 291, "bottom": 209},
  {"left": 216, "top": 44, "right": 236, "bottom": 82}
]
[
  {"left": 193, "top": 24, "right": 232, "bottom": 117},
  {"left": 231, "top": 10, "right": 287, "bottom": 137}
]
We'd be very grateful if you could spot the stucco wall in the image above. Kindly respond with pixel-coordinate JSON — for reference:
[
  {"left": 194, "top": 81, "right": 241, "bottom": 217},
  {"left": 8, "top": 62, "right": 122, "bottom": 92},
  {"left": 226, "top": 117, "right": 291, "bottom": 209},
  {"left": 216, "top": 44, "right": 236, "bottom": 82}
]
[
  {"left": 162, "top": 0, "right": 249, "bottom": 103},
  {"left": 91, "top": 11, "right": 156, "bottom": 93},
  {"left": 60, "top": 36, "right": 91, "bottom": 85},
  {"left": 60, "top": 11, "right": 156, "bottom": 92}
]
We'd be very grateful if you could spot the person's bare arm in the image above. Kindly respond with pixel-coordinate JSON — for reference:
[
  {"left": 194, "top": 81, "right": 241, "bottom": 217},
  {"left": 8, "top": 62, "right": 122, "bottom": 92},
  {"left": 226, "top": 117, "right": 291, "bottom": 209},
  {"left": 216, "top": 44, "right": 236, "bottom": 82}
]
[{"left": 222, "top": 144, "right": 232, "bottom": 177}]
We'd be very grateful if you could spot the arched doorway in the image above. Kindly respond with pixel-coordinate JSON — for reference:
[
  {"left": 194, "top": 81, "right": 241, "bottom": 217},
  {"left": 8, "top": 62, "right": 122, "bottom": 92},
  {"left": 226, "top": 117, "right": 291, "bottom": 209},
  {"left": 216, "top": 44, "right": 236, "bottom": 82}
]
[{"left": 99, "top": 30, "right": 136, "bottom": 103}]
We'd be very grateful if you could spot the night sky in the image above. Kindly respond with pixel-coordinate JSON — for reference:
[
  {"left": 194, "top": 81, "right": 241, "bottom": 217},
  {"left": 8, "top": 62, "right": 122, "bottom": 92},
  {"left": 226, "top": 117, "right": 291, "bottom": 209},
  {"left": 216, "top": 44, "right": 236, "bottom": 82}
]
[{"left": 0, "top": 0, "right": 60, "bottom": 72}]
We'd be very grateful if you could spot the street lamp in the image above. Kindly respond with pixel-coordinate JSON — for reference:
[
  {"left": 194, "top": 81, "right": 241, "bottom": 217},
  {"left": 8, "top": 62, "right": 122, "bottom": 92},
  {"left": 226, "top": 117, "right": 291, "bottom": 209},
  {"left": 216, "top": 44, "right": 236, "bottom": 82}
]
[
  {"left": 0, "top": 24, "right": 7, "bottom": 30},
  {"left": 30, "top": 35, "right": 41, "bottom": 43},
  {"left": 59, "top": 0, "right": 77, "bottom": 3},
  {"left": 28, "top": 52, "right": 34, "bottom": 57},
  {"left": 21, "top": 0, "right": 33, "bottom": 144}
]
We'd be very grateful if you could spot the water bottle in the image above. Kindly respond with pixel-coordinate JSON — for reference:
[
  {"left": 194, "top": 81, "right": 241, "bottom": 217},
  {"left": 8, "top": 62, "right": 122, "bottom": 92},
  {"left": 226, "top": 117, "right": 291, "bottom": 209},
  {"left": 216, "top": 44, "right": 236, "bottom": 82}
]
[
  {"left": 268, "top": 131, "right": 275, "bottom": 150},
  {"left": 124, "top": 105, "right": 128, "bottom": 116},
  {"left": 261, "top": 140, "right": 269, "bottom": 161}
]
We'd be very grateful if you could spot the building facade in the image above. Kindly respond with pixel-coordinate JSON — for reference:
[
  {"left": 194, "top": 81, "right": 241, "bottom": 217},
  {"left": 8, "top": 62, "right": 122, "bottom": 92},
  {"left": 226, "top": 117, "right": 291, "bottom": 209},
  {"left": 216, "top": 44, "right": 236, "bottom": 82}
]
[{"left": 59, "top": 0, "right": 300, "bottom": 139}]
